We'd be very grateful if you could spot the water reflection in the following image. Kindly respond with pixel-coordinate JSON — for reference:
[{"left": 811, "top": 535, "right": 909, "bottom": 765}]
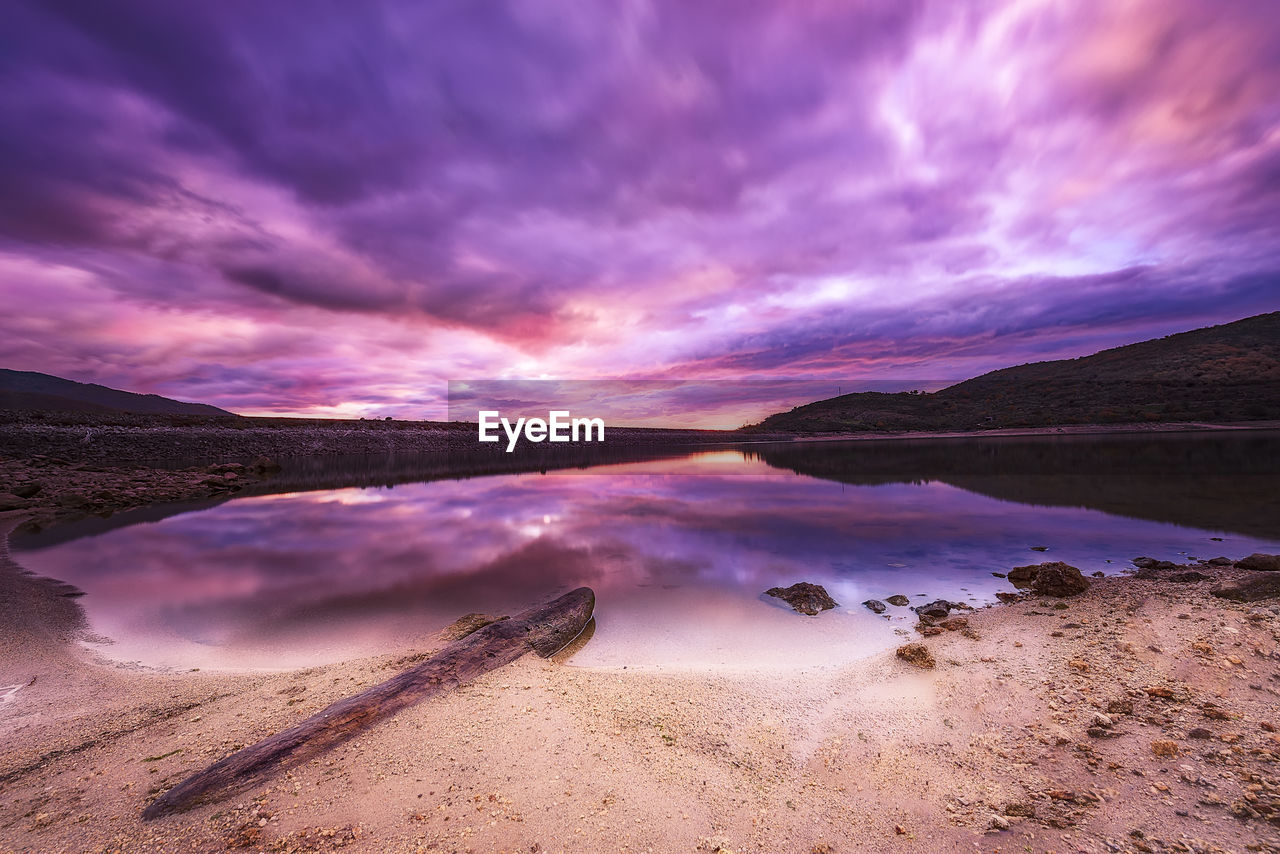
[
  {"left": 13, "top": 433, "right": 1280, "bottom": 673},
  {"left": 753, "top": 431, "right": 1280, "bottom": 540}
]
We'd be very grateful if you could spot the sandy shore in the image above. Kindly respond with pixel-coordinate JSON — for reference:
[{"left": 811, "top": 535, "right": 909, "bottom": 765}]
[{"left": 2, "top": 510, "right": 1279, "bottom": 853}]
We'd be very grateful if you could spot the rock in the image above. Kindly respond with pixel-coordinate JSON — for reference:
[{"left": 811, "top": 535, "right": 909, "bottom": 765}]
[
  {"left": 12, "top": 482, "right": 41, "bottom": 498},
  {"left": 250, "top": 455, "right": 282, "bottom": 473},
  {"left": 938, "top": 616, "right": 969, "bottom": 632},
  {"left": 765, "top": 582, "right": 837, "bottom": 616},
  {"left": 1107, "top": 698, "right": 1134, "bottom": 715},
  {"left": 1236, "top": 553, "right": 1280, "bottom": 572},
  {"left": 1206, "top": 556, "right": 1233, "bottom": 566},
  {"left": 1202, "top": 703, "right": 1230, "bottom": 721},
  {"left": 1188, "top": 727, "right": 1213, "bottom": 740},
  {"left": 57, "top": 491, "right": 89, "bottom": 507},
  {"left": 1133, "top": 557, "right": 1180, "bottom": 574},
  {"left": 885, "top": 595, "right": 910, "bottom": 607},
  {"left": 1090, "top": 571, "right": 1105, "bottom": 578},
  {"left": 991, "top": 572, "right": 1007, "bottom": 578},
  {"left": 1090, "top": 712, "right": 1113, "bottom": 729},
  {"left": 0, "top": 493, "right": 29, "bottom": 511},
  {"left": 995, "top": 591, "right": 1020, "bottom": 603},
  {"left": 862, "top": 599, "right": 887, "bottom": 614},
  {"left": 989, "top": 814, "right": 1010, "bottom": 831},
  {"left": 1007, "top": 564, "right": 1040, "bottom": 587},
  {"left": 1003, "top": 803, "right": 1035, "bottom": 818},
  {"left": 1150, "top": 740, "right": 1179, "bottom": 758},
  {"left": 1211, "top": 573, "right": 1280, "bottom": 602},
  {"left": 206, "top": 463, "right": 247, "bottom": 475},
  {"left": 912, "top": 599, "right": 953, "bottom": 619},
  {"left": 1023, "top": 562, "right": 1089, "bottom": 597},
  {"left": 1167, "top": 570, "right": 1208, "bottom": 583},
  {"left": 1030, "top": 546, "right": 1050, "bottom": 552},
  {"left": 895, "top": 642, "right": 935, "bottom": 669}
]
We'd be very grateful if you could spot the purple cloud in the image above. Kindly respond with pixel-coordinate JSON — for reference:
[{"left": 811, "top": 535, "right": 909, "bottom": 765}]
[{"left": 1, "top": 0, "right": 1278, "bottom": 422}]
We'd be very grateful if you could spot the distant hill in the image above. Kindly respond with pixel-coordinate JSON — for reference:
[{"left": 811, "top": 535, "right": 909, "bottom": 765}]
[
  {"left": 0, "top": 369, "right": 236, "bottom": 417},
  {"left": 750, "top": 311, "right": 1280, "bottom": 433}
]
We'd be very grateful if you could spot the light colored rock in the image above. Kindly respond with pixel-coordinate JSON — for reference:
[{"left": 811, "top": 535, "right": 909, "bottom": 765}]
[{"left": 896, "top": 642, "right": 935, "bottom": 669}]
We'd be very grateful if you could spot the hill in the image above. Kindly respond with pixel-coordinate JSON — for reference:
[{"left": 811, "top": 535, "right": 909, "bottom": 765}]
[
  {"left": 749, "top": 311, "right": 1280, "bottom": 433},
  {"left": 0, "top": 369, "right": 236, "bottom": 417}
]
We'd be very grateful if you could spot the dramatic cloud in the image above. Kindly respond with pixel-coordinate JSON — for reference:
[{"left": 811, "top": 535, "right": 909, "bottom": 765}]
[{"left": 2, "top": 0, "right": 1278, "bottom": 424}]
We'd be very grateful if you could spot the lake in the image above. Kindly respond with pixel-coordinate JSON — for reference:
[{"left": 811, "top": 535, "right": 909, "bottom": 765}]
[{"left": 13, "top": 431, "right": 1280, "bottom": 673}]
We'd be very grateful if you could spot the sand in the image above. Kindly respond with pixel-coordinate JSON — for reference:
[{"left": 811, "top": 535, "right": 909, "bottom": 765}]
[{"left": 2, "top": 510, "right": 1279, "bottom": 854}]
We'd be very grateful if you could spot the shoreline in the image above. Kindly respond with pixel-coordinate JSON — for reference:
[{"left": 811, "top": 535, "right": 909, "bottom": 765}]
[
  {"left": 7, "top": 416, "right": 1274, "bottom": 541},
  {"left": 3, "top": 412, "right": 1278, "bottom": 466},
  {"left": 3, "top": 512, "right": 1280, "bottom": 851},
  {"left": 783, "top": 418, "right": 1280, "bottom": 444},
  {"left": 2, "top": 418, "right": 1276, "bottom": 538}
]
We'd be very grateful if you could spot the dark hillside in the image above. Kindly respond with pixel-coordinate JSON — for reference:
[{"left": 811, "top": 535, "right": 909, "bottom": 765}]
[
  {"left": 0, "top": 369, "right": 235, "bottom": 417},
  {"left": 751, "top": 312, "right": 1280, "bottom": 433}
]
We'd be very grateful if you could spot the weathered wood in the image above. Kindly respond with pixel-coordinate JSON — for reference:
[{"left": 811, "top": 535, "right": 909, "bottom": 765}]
[{"left": 142, "top": 587, "right": 594, "bottom": 819}]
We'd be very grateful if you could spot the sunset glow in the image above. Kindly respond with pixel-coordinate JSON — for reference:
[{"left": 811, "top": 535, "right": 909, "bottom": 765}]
[{"left": 3, "top": 1, "right": 1277, "bottom": 420}]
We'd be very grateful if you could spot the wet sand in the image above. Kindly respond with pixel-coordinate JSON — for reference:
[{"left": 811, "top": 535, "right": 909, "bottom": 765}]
[{"left": 2, "top": 512, "right": 1279, "bottom": 854}]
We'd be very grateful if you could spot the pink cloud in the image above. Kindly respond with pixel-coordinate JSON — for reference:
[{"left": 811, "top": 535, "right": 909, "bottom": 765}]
[{"left": 0, "top": 0, "right": 1277, "bottom": 421}]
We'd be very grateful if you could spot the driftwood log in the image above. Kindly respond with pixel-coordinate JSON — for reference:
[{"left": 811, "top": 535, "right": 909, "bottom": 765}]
[{"left": 143, "top": 587, "right": 595, "bottom": 819}]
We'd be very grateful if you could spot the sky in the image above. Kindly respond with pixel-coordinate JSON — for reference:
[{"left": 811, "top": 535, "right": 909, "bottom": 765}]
[{"left": 1, "top": 0, "right": 1278, "bottom": 426}]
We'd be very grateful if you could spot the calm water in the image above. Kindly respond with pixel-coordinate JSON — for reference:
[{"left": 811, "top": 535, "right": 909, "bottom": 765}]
[{"left": 14, "top": 433, "right": 1280, "bottom": 673}]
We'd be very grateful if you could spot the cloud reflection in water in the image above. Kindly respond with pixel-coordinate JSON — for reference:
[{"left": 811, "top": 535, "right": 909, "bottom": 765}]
[{"left": 16, "top": 453, "right": 1280, "bottom": 672}]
